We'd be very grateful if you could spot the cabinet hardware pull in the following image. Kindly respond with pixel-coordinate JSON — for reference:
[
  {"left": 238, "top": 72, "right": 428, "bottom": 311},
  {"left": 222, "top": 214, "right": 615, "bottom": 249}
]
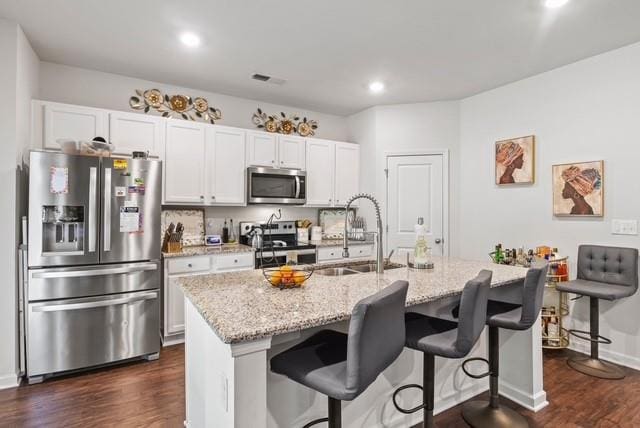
[{"left": 187, "top": 263, "right": 193, "bottom": 267}]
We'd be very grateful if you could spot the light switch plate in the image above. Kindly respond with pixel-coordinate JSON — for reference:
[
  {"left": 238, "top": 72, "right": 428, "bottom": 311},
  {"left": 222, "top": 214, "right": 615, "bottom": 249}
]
[{"left": 612, "top": 219, "right": 638, "bottom": 235}]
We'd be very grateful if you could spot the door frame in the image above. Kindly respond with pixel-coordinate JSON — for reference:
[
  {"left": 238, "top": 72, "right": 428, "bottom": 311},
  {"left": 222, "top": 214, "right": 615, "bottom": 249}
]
[{"left": 384, "top": 149, "right": 450, "bottom": 256}]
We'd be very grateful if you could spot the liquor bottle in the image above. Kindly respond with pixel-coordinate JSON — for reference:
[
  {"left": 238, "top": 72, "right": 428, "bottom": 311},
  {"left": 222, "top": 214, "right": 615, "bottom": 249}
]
[
  {"left": 229, "top": 219, "right": 237, "bottom": 244},
  {"left": 222, "top": 219, "right": 229, "bottom": 243}
]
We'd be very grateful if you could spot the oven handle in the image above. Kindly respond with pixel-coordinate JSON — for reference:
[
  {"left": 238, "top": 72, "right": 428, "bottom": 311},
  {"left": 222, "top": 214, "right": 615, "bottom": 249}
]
[
  {"left": 256, "top": 248, "right": 316, "bottom": 258},
  {"left": 294, "top": 176, "right": 301, "bottom": 199},
  {"left": 30, "top": 290, "right": 158, "bottom": 312}
]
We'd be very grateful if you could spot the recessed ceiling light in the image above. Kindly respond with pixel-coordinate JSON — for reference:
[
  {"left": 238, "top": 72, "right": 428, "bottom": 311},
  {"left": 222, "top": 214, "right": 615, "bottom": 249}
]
[
  {"left": 180, "top": 32, "right": 200, "bottom": 47},
  {"left": 368, "top": 81, "right": 385, "bottom": 94},
  {"left": 544, "top": 0, "right": 570, "bottom": 8}
]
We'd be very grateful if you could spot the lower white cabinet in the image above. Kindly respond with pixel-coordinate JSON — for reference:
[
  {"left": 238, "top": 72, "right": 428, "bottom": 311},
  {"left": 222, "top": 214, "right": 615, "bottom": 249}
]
[
  {"left": 317, "top": 244, "right": 374, "bottom": 263},
  {"left": 162, "top": 252, "right": 254, "bottom": 345}
]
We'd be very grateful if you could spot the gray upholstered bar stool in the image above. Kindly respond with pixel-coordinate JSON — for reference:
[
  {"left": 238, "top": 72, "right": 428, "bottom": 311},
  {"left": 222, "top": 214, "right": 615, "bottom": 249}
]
[
  {"left": 270, "top": 280, "right": 409, "bottom": 428},
  {"left": 461, "top": 263, "right": 548, "bottom": 428},
  {"left": 556, "top": 245, "right": 638, "bottom": 379},
  {"left": 392, "top": 270, "right": 493, "bottom": 428}
]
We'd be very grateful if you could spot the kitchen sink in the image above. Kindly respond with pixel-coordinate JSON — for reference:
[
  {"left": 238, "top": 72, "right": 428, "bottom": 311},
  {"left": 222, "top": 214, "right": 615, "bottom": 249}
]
[
  {"left": 348, "top": 263, "right": 404, "bottom": 273},
  {"left": 315, "top": 263, "right": 405, "bottom": 276},
  {"left": 315, "top": 267, "right": 360, "bottom": 276}
]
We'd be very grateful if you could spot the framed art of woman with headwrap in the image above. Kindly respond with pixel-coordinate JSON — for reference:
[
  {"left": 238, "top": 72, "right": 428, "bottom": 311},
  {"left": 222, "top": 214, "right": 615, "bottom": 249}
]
[
  {"left": 495, "top": 135, "right": 535, "bottom": 185},
  {"left": 552, "top": 160, "right": 604, "bottom": 216}
]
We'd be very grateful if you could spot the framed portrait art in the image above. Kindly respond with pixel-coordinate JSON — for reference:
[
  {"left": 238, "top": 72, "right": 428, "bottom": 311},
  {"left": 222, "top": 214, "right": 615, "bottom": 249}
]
[
  {"left": 495, "top": 135, "right": 535, "bottom": 185},
  {"left": 552, "top": 160, "right": 604, "bottom": 217}
]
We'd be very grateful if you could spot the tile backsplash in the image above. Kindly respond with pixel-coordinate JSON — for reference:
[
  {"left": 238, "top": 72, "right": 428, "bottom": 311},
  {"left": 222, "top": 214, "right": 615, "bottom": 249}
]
[{"left": 161, "top": 209, "right": 205, "bottom": 246}]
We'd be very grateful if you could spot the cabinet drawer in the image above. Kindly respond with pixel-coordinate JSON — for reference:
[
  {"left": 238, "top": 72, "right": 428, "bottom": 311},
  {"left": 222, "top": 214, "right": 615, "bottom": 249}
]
[
  {"left": 167, "top": 256, "right": 211, "bottom": 274},
  {"left": 317, "top": 247, "right": 343, "bottom": 261},
  {"left": 214, "top": 253, "right": 254, "bottom": 272},
  {"left": 350, "top": 245, "right": 373, "bottom": 258}
]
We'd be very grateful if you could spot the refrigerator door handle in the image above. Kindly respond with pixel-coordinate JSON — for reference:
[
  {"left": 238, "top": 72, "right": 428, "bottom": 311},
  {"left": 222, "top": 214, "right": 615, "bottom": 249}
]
[
  {"left": 104, "top": 167, "right": 112, "bottom": 251},
  {"left": 30, "top": 290, "right": 158, "bottom": 312},
  {"left": 88, "top": 167, "right": 97, "bottom": 252},
  {"left": 31, "top": 262, "right": 158, "bottom": 279}
]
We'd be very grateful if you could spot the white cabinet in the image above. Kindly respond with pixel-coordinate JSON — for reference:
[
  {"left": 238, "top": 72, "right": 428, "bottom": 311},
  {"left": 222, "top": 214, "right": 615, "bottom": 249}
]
[
  {"left": 334, "top": 142, "right": 360, "bottom": 206},
  {"left": 164, "top": 120, "right": 206, "bottom": 204},
  {"left": 162, "top": 253, "right": 254, "bottom": 345},
  {"left": 247, "top": 131, "right": 306, "bottom": 170},
  {"left": 305, "top": 139, "right": 336, "bottom": 206},
  {"left": 278, "top": 135, "right": 306, "bottom": 169},
  {"left": 206, "top": 126, "right": 246, "bottom": 205},
  {"left": 317, "top": 244, "right": 374, "bottom": 263},
  {"left": 109, "top": 111, "right": 165, "bottom": 157},
  {"left": 40, "top": 101, "right": 108, "bottom": 150},
  {"left": 164, "top": 122, "right": 246, "bottom": 205},
  {"left": 247, "top": 132, "right": 277, "bottom": 167}
]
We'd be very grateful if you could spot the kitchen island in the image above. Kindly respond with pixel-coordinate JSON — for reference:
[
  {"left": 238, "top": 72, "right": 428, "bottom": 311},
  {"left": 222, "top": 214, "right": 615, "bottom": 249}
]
[{"left": 179, "top": 256, "right": 547, "bottom": 428}]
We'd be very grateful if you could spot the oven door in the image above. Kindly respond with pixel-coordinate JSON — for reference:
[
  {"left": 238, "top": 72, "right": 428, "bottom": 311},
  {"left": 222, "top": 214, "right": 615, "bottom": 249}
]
[
  {"left": 256, "top": 248, "right": 316, "bottom": 268},
  {"left": 248, "top": 167, "right": 306, "bottom": 205}
]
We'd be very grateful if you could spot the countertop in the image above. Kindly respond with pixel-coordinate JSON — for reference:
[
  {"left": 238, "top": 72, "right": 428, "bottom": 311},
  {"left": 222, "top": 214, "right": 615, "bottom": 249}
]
[
  {"left": 162, "top": 244, "right": 254, "bottom": 258},
  {"left": 178, "top": 255, "right": 528, "bottom": 344}
]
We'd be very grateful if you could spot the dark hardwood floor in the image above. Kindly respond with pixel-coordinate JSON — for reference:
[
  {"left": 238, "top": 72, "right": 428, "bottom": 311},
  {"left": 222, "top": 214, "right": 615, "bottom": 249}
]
[{"left": 0, "top": 346, "right": 638, "bottom": 427}]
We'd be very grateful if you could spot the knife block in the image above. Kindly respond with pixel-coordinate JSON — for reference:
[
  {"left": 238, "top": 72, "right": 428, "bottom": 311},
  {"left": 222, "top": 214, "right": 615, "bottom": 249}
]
[{"left": 165, "top": 241, "right": 183, "bottom": 253}]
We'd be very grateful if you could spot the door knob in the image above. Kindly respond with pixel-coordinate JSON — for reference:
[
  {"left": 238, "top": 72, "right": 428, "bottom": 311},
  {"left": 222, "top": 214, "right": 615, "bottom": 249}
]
[
  {"left": 200, "top": 195, "right": 204, "bottom": 199},
  {"left": 435, "top": 238, "right": 442, "bottom": 244}
]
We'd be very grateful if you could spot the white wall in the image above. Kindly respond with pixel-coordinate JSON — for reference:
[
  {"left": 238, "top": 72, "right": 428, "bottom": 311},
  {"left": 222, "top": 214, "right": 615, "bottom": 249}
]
[
  {"left": 347, "top": 102, "right": 460, "bottom": 256},
  {"left": 459, "top": 42, "right": 640, "bottom": 369},
  {"left": 39, "top": 62, "right": 349, "bottom": 141},
  {"left": 0, "top": 19, "right": 39, "bottom": 389}
]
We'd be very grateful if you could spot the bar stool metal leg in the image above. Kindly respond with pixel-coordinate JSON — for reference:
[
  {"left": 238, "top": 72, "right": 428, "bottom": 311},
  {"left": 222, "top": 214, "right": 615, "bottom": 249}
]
[
  {"left": 392, "top": 353, "right": 435, "bottom": 428},
  {"left": 461, "top": 326, "right": 529, "bottom": 428},
  {"left": 302, "top": 397, "right": 341, "bottom": 428},
  {"left": 567, "top": 297, "right": 625, "bottom": 379}
]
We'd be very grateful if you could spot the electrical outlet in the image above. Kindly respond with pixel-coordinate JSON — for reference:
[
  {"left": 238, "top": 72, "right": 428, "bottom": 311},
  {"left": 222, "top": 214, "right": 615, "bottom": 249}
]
[{"left": 612, "top": 219, "right": 638, "bottom": 236}]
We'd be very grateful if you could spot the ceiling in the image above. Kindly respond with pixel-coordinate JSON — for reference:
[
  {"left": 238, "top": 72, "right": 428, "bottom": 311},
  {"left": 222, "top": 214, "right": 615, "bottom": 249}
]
[{"left": 2, "top": 0, "right": 640, "bottom": 115}]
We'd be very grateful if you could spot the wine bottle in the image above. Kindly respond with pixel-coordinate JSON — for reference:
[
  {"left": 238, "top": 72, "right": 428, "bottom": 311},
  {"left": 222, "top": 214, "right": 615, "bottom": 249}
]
[{"left": 222, "top": 219, "right": 229, "bottom": 244}]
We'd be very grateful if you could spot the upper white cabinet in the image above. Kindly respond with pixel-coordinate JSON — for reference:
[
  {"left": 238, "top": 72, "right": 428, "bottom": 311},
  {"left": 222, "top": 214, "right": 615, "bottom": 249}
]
[
  {"left": 40, "top": 101, "right": 108, "bottom": 150},
  {"left": 108, "top": 111, "right": 165, "bottom": 157},
  {"left": 305, "top": 140, "right": 360, "bottom": 207},
  {"left": 164, "top": 120, "right": 207, "bottom": 204},
  {"left": 305, "top": 139, "right": 335, "bottom": 206},
  {"left": 278, "top": 135, "right": 306, "bottom": 169},
  {"left": 247, "top": 131, "right": 306, "bottom": 170},
  {"left": 247, "top": 132, "right": 277, "bottom": 167},
  {"left": 205, "top": 126, "right": 246, "bottom": 205},
  {"left": 334, "top": 142, "right": 360, "bottom": 206}
]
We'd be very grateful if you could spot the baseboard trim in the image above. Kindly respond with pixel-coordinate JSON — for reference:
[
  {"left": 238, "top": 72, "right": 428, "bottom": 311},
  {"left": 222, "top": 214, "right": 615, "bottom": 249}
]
[
  {"left": 568, "top": 342, "right": 640, "bottom": 371},
  {"left": 499, "top": 380, "right": 548, "bottom": 412},
  {"left": 0, "top": 373, "right": 20, "bottom": 390}
]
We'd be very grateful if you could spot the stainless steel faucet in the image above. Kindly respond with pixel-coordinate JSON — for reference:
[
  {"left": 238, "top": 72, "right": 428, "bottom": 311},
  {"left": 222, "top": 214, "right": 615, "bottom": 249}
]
[{"left": 342, "top": 193, "right": 385, "bottom": 273}]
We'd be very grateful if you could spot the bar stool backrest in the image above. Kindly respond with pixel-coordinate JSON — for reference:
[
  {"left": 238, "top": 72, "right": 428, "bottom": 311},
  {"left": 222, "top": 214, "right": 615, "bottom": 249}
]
[
  {"left": 519, "top": 262, "right": 549, "bottom": 328},
  {"left": 455, "top": 270, "right": 493, "bottom": 354},
  {"left": 346, "top": 280, "right": 409, "bottom": 397},
  {"left": 577, "top": 245, "right": 638, "bottom": 292}
]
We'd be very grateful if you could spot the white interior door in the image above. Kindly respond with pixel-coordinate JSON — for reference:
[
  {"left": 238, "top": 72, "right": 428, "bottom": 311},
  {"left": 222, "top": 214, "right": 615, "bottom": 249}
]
[{"left": 386, "top": 154, "right": 445, "bottom": 257}]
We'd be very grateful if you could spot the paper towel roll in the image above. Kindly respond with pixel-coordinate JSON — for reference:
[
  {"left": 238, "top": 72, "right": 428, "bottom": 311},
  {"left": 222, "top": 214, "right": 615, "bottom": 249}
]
[{"left": 311, "top": 226, "right": 323, "bottom": 241}]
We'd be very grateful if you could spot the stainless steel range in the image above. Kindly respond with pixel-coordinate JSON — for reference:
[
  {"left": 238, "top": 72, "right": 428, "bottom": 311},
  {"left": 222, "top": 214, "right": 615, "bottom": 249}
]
[
  {"left": 25, "top": 151, "right": 161, "bottom": 382},
  {"left": 239, "top": 221, "right": 316, "bottom": 268}
]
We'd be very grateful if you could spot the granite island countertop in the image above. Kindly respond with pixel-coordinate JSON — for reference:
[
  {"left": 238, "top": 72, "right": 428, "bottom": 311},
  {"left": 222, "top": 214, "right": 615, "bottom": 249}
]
[
  {"left": 178, "top": 255, "right": 528, "bottom": 344},
  {"left": 162, "top": 244, "right": 254, "bottom": 258}
]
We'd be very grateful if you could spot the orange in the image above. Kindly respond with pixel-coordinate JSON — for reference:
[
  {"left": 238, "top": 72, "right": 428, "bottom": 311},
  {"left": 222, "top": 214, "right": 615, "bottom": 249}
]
[
  {"left": 280, "top": 265, "right": 293, "bottom": 273},
  {"left": 269, "top": 271, "right": 282, "bottom": 286},
  {"left": 293, "top": 271, "right": 307, "bottom": 285}
]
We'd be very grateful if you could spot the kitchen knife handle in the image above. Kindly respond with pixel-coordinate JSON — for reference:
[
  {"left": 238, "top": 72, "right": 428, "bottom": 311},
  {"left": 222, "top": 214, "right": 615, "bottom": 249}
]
[
  {"left": 88, "top": 167, "right": 97, "bottom": 252},
  {"left": 104, "top": 168, "right": 111, "bottom": 252}
]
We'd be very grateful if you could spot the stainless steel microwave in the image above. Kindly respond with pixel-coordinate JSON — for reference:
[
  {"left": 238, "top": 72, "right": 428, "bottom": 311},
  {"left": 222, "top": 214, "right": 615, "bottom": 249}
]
[{"left": 247, "top": 167, "right": 306, "bottom": 205}]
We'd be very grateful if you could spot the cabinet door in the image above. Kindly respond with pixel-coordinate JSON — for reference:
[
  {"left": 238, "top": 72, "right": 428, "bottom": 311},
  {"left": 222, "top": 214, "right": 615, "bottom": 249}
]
[
  {"left": 166, "top": 276, "right": 185, "bottom": 335},
  {"left": 305, "top": 139, "right": 335, "bottom": 206},
  {"left": 109, "top": 111, "right": 165, "bottom": 157},
  {"left": 334, "top": 142, "right": 360, "bottom": 206},
  {"left": 43, "top": 102, "right": 108, "bottom": 150},
  {"left": 206, "top": 126, "right": 246, "bottom": 205},
  {"left": 247, "top": 131, "right": 277, "bottom": 167},
  {"left": 278, "top": 135, "right": 306, "bottom": 169},
  {"left": 164, "top": 120, "right": 206, "bottom": 204}
]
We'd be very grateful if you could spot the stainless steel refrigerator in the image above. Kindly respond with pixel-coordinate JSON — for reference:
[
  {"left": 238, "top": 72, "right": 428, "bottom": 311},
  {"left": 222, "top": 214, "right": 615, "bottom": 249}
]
[{"left": 26, "top": 151, "right": 162, "bottom": 382}]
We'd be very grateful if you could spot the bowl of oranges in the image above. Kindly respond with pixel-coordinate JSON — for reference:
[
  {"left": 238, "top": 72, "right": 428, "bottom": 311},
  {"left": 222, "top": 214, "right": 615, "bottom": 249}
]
[{"left": 263, "top": 264, "right": 313, "bottom": 289}]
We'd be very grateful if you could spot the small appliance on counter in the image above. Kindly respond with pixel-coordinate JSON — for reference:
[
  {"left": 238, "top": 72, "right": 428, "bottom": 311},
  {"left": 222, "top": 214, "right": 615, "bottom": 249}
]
[{"left": 240, "top": 221, "right": 317, "bottom": 268}]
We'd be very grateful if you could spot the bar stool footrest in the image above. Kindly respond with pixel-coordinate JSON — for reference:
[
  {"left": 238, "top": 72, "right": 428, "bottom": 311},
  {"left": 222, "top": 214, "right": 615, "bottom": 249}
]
[
  {"left": 461, "top": 357, "right": 491, "bottom": 379},
  {"left": 302, "top": 417, "right": 329, "bottom": 428},
  {"left": 392, "top": 384, "right": 425, "bottom": 414},
  {"left": 568, "top": 329, "right": 612, "bottom": 344}
]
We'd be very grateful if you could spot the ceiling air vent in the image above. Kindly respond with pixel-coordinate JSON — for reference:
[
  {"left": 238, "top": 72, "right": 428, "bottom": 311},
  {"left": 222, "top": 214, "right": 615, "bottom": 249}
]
[{"left": 251, "top": 73, "right": 286, "bottom": 85}]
